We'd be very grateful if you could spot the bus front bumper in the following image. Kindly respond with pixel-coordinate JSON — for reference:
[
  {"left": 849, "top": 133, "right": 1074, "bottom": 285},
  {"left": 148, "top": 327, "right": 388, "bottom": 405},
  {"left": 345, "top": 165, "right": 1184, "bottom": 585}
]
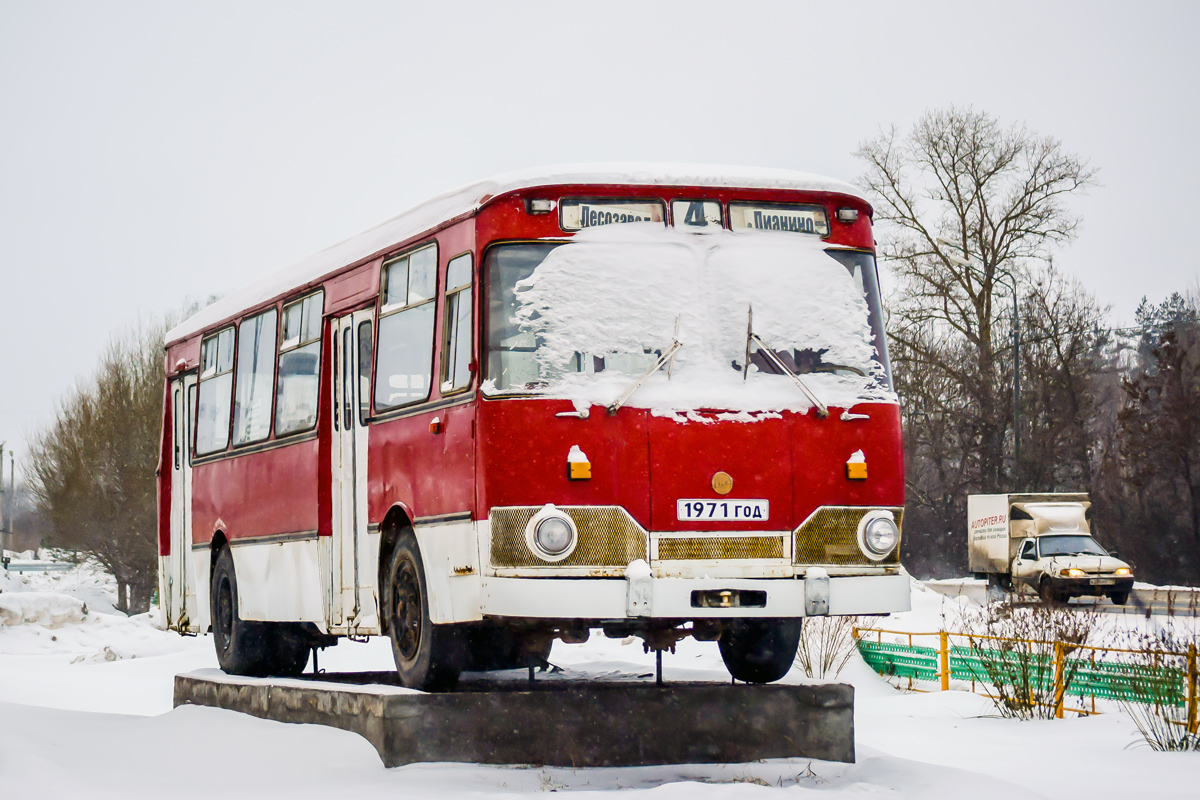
[{"left": 480, "top": 573, "right": 911, "bottom": 620}]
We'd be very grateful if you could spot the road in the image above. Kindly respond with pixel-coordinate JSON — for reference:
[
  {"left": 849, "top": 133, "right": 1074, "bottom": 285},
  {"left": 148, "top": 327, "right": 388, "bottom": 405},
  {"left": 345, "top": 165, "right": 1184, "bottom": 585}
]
[{"left": 922, "top": 580, "right": 1200, "bottom": 616}]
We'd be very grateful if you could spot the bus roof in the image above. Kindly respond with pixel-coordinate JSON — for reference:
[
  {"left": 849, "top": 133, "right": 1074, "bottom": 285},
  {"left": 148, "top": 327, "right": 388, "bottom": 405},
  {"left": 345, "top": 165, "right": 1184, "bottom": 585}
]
[{"left": 165, "top": 163, "right": 866, "bottom": 345}]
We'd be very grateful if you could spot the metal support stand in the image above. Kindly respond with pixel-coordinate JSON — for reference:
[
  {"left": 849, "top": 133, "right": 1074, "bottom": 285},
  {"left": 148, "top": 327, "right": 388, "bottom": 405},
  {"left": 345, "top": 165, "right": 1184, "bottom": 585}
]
[
  {"left": 656, "top": 650, "right": 663, "bottom": 686},
  {"left": 311, "top": 647, "right": 319, "bottom": 675},
  {"left": 528, "top": 665, "right": 536, "bottom": 683}
]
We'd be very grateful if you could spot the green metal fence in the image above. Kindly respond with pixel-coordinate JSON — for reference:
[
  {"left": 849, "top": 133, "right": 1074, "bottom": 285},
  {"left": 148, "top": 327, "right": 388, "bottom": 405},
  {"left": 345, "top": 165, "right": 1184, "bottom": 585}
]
[{"left": 854, "top": 628, "right": 1197, "bottom": 724}]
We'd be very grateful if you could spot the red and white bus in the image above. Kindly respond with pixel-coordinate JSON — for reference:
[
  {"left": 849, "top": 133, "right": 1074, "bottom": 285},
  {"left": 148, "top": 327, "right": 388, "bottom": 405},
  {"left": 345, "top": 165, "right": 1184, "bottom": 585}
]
[{"left": 157, "top": 165, "right": 909, "bottom": 689}]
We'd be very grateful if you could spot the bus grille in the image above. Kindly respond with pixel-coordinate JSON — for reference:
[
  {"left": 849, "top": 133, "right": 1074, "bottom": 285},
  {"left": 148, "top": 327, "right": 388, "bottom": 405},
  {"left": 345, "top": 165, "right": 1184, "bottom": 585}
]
[
  {"left": 657, "top": 536, "right": 784, "bottom": 561},
  {"left": 793, "top": 507, "right": 904, "bottom": 566},
  {"left": 489, "top": 506, "right": 647, "bottom": 568}
]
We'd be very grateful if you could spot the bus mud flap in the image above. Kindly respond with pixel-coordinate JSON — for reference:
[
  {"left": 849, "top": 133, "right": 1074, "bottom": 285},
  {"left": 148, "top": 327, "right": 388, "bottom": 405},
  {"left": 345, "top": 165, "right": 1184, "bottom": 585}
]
[{"left": 805, "top": 567, "right": 830, "bottom": 616}]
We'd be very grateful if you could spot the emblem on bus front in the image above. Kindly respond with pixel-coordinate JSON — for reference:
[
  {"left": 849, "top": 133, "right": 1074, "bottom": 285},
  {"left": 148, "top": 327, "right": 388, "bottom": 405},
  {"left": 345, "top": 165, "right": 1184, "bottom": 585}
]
[{"left": 712, "top": 471, "right": 733, "bottom": 495}]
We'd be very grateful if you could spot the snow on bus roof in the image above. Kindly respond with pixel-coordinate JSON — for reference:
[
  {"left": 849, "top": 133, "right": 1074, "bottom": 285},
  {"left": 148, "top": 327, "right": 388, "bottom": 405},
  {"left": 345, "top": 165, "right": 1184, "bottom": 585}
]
[{"left": 164, "top": 163, "right": 866, "bottom": 344}]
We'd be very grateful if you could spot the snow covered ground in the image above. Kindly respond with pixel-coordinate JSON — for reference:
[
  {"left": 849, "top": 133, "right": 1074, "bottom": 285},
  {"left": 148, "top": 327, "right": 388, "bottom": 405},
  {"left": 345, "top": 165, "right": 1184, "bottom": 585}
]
[{"left": 1, "top": 566, "right": 1197, "bottom": 799}]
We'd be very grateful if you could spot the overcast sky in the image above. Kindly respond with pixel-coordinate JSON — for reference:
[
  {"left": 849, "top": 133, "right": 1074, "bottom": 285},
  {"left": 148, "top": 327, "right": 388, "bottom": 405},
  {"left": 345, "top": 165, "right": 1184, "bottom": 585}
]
[{"left": 2, "top": 0, "right": 1198, "bottom": 466}]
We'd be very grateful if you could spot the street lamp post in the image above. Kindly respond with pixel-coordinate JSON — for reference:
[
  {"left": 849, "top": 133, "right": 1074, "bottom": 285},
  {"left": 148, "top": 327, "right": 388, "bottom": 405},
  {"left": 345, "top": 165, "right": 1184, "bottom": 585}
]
[
  {"left": 934, "top": 238, "right": 1021, "bottom": 477},
  {"left": 0, "top": 442, "right": 8, "bottom": 569}
]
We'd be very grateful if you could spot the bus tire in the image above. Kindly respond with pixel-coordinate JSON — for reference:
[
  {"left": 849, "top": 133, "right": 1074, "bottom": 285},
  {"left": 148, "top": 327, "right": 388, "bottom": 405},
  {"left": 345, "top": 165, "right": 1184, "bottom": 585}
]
[
  {"left": 259, "top": 624, "right": 312, "bottom": 677},
  {"left": 384, "top": 532, "right": 465, "bottom": 691},
  {"left": 718, "top": 618, "right": 802, "bottom": 683},
  {"left": 464, "top": 623, "right": 553, "bottom": 671},
  {"left": 211, "top": 546, "right": 269, "bottom": 676}
]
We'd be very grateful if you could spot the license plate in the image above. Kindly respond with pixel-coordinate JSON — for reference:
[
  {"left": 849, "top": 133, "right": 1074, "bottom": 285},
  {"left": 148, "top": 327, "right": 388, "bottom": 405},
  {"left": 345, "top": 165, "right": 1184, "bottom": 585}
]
[
  {"left": 677, "top": 499, "right": 768, "bottom": 522},
  {"left": 1090, "top": 578, "right": 1116, "bottom": 585}
]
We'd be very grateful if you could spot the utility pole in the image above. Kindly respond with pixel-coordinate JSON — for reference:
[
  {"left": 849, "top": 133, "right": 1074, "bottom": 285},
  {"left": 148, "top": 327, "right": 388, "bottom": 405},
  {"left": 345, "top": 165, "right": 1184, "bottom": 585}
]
[
  {"left": 1011, "top": 286, "right": 1020, "bottom": 477},
  {"left": 0, "top": 442, "right": 8, "bottom": 569}
]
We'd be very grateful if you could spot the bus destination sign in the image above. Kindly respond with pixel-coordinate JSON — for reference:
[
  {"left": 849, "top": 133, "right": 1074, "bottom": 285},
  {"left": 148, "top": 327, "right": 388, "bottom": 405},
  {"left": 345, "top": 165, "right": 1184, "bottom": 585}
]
[
  {"left": 560, "top": 199, "right": 665, "bottom": 231},
  {"left": 729, "top": 203, "right": 829, "bottom": 236}
]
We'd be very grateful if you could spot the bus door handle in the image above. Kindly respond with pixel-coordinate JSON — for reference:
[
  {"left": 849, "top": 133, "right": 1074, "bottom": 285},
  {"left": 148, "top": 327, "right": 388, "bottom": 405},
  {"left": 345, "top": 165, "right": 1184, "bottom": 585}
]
[
  {"left": 556, "top": 409, "right": 590, "bottom": 420},
  {"left": 840, "top": 411, "right": 870, "bottom": 421}
]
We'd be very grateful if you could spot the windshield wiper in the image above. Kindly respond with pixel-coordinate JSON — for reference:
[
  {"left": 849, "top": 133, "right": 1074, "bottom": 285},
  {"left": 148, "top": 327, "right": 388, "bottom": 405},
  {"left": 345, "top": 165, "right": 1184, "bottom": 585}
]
[
  {"left": 744, "top": 307, "right": 829, "bottom": 418},
  {"left": 607, "top": 317, "right": 683, "bottom": 415}
]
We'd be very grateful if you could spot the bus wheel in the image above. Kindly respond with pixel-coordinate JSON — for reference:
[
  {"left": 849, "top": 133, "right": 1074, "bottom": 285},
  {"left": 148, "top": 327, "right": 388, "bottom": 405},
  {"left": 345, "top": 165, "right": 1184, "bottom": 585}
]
[
  {"left": 718, "top": 618, "right": 802, "bottom": 683},
  {"left": 211, "top": 546, "right": 270, "bottom": 676},
  {"left": 211, "top": 548, "right": 310, "bottom": 677},
  {"left": 464, "top": 624, "right": 553, "bottom": 671},
  {"left": 259, "top": 624, "right": 312, "bottom": 677},
  {"left": 385, "top": 533, "right": 465, "bottom": 691}
]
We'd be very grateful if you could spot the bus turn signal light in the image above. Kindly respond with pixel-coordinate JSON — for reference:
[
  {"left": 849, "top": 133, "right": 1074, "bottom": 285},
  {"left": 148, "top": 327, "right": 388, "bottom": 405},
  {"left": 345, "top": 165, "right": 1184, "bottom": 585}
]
[
  {"left": 568, "top": 445, "right": 591, "bottom": 480},
  {"left": 846, "top": 449, "right": 867, "bottom": 480}
]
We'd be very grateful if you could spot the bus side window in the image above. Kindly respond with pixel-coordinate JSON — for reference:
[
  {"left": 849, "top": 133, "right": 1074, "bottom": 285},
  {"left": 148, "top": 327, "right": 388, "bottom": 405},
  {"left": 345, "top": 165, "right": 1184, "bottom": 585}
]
[
  {"left": 375, "top": 243, "right": 437, "bottom": 410},
  {"left": 441, "top": 253, "right": 473, "bottom": 393},
  {"left": 187, "top": 383, "right": 197, "bottom": 464},
  {"left": 195, "top": 327, "right": 235, "bottom": 456},
  {"left": 358, "top": 320, "right": 373, "bottom": 425},
  {"left": 276, "top": 291, "right": 324, "bottom": 436},
  {"left": 173, "top": 388, "right": 182, "bottom": 469},
  {"left": 232, "top": 308, "right": 278, "bottom": 446}
]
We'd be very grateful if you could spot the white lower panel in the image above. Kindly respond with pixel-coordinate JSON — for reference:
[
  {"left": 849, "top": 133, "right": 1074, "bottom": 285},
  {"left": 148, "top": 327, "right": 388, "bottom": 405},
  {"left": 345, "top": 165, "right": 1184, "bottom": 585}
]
[
  {"left": 482, "top": 577, "right": 628, "bottom": 619},
  {"left": 231, "top": 539, "right": 324, "bottom": 623},
  {"left": 415, "top": 521, "right": 483, "bottom": 624},
  {"left": 193, "top": 547, "right": 212, "bottom": 633},
  {"left": 480, "top": 574, "right": 910, "bottom": 619},
  {"left": 828, "top": 573, "right": 912, "bottom": 615}
]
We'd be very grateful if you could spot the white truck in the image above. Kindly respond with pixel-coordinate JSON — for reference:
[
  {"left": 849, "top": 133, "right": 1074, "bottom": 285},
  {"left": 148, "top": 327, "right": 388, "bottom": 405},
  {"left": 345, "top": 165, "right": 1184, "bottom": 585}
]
[{"left": 968, "top": 493, "right": 1134, "bottom": 604}]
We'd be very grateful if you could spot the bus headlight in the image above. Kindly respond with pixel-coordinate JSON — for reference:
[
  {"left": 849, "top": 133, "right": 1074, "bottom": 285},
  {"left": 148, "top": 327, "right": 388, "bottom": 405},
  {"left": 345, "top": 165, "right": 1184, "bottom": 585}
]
[
  {"left": 857, "top": 511, "right": 899, "bottom": 561},
  {"left": 525, "top": 505, "right": 578, "bottom": 562}
]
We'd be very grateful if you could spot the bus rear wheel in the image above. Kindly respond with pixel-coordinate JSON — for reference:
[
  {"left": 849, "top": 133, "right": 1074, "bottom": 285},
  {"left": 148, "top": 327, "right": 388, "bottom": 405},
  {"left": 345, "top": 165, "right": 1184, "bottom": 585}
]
[
  {"left": 718, "top": 618, "right": 802, "bottom": 683},
  {"left": 211, "top": 547, "right": 309, "bottom": 677},
  {"left": 385, "top": 532, "right": 465, "bottom": 691}
]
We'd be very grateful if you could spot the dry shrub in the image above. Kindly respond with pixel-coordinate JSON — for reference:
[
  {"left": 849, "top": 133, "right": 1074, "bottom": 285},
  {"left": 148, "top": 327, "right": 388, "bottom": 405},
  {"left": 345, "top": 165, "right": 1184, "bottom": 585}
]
[
  {"left": 794, "top": 616, "right": 866, "bottom": 680},
  {"left": 1112, "top": 614, "right": 1199, "bottom": 751},
  {"left": 953, "top": 597, "right": 1102, "bottom": 719}
]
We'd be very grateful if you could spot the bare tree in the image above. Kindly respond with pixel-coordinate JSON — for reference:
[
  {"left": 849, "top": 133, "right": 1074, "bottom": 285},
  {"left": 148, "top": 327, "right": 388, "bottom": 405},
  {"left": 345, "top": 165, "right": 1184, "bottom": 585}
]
[
  {"left": 25, "top": 322, "right": 166, "bottom": 613},
  {"left": 1096, "top": 292, "right": 1200, "bottom": 582},
  {"left": 857, "top": 107, "right": 1100, "bottom": 575}
]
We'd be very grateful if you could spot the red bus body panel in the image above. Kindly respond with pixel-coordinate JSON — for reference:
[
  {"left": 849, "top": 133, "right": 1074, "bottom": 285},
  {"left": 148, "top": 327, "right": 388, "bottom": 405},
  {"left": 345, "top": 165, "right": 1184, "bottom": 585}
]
[
  {"left": 161, "top": 177, "right": 901, "bottom": 563},
  {"left": 191, "top": 438, "right": 320, "bottom": 544}
]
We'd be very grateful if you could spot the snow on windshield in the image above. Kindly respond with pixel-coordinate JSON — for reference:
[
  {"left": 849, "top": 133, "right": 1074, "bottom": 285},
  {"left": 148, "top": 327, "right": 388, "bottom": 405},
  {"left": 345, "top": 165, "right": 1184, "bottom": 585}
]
[{"left": 485, "top": 225, "right": 895, "bottom": 414}]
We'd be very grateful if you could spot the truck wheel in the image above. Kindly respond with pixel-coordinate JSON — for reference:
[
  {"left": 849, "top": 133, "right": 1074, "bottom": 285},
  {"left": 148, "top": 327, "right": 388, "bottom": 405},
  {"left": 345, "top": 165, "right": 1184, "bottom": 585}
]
[
  {"left": 1038, "top": 577, "right": 1061, "bottom": 605},
  {"left": 1109, "top": 590, "right": 1130, "bottom": 606},
  {"left": 384, "top": 532, "right": 465, "bottom": 691},
  {"left": 718, "top": 619, "right": 802, "bottom": 683}
]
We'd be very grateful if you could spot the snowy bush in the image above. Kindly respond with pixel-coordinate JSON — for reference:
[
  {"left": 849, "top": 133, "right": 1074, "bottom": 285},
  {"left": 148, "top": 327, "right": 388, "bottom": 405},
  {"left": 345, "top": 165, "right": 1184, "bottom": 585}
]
[
  {"left": 793, "top": 616, "right": 865, "bottom": 680},
  {"left": 952, "top": 597, "right": 1102, "bottom": 720}
]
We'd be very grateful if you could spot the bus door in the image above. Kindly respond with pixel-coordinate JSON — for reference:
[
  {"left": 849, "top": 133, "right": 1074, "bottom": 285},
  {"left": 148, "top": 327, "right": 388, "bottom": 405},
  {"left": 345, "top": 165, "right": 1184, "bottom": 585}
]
[
  {"left": 165, "top": 372, "right": 197, "bottom": 630},
  {"left": 331, "top": 310, "right": 375, "bottom": 632}
]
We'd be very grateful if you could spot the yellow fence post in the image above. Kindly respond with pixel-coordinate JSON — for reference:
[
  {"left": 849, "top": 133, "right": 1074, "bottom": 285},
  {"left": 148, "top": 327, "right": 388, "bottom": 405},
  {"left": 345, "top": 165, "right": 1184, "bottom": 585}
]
[
  {"left": 1188, "top": 644, "right": 1198, "bottom": 735},
  {"left": 939, "top": 630, "right": 950, "bottom": 691},
  {"left": 1054, "top": 641, "right": 1065, "bottom": 719}
]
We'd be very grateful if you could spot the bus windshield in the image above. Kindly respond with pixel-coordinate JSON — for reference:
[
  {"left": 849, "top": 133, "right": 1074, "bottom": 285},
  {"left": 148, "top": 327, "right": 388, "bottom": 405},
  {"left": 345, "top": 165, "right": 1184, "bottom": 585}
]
[{"left": 485, "top": 226, "right": 893, "bottom": 410}]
